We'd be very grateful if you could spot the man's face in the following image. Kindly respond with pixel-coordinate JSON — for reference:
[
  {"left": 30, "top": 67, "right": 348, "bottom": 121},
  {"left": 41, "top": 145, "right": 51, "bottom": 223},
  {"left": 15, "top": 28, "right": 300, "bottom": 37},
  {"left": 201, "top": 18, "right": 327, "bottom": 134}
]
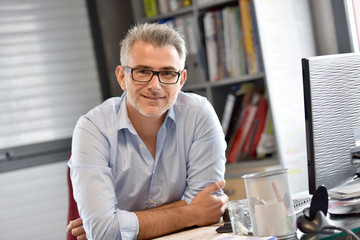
[{"left": 116, "top": 41, "right": 187, "bottom": 119}]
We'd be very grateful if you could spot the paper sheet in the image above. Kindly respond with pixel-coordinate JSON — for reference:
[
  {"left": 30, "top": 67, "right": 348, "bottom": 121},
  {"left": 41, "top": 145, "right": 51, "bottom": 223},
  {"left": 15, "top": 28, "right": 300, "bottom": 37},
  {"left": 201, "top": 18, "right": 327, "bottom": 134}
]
[{"left": 153, "top": 226, "right": 221, "bottom": 240}]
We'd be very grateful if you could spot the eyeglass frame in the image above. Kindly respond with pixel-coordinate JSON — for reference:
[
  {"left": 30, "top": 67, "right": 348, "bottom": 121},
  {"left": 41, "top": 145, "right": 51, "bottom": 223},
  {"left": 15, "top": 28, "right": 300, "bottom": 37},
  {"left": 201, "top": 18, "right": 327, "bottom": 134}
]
[{"left": 123, "top": 66, "right": 182, "bottom": 85}]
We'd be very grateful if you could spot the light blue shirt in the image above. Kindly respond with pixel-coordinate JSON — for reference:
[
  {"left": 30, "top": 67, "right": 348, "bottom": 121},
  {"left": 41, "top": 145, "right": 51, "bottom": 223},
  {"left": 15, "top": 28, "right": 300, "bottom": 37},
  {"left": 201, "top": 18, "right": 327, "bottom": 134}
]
[{"left": 68, "top": 91, "right": 227, "bottom": 240}]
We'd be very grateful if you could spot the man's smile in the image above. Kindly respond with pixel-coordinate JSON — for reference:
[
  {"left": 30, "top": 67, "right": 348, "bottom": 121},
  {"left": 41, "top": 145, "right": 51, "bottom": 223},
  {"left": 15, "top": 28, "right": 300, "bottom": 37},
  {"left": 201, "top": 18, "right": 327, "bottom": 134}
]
[{"left": 143, "top": 94, "right": 164, "bottom": 101}]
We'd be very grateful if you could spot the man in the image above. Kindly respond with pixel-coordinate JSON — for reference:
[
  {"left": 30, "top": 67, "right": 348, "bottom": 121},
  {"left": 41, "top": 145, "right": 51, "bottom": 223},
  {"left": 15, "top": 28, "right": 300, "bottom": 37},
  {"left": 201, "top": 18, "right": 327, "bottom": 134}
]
[{"left": 67, "top": 22, "right": 228, "bottom": 240}]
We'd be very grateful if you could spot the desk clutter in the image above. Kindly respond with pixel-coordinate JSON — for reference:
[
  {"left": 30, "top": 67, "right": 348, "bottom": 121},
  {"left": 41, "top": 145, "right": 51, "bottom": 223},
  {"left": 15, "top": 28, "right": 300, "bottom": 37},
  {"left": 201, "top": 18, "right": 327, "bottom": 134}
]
[
  {"left": 296, "top": 185, "right": 360, "bottom": 240},
  {"left": 217, "top": 175, "right": 360, "bottom": 240},
  {"left": 327, "top": 177, "right": 360, "bottom": 216},
  {"left": 216, "top": 196, "right": 311, "bottom": 235}
]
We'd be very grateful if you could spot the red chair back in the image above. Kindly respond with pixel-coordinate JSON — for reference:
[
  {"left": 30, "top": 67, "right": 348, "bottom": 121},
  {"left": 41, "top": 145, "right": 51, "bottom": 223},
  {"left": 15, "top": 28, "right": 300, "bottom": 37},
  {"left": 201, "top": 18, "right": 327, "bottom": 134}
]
[{"left": 66, "top": 155, "right": 80, "bottom": 240}]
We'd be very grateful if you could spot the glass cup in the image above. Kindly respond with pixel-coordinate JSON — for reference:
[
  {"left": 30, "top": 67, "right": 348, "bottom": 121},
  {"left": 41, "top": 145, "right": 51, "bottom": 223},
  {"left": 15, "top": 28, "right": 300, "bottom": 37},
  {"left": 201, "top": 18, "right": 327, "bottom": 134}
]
[
  {"left": 242, "top": 169, "right": 296, "bottom": 238},
  {"left": 227, "top": 199, "right": 252, "bottom": 235}
]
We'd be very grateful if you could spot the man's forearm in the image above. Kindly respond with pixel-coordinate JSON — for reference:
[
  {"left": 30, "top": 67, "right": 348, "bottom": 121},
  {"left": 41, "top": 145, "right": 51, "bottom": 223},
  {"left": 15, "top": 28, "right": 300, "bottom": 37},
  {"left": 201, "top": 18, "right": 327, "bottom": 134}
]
[
  {"left": 135, "top": 203, "right": 195, "bottom": 240},
  {"left": 135, "top": 181, "right": 228, "bottom": 239},
  {"left": 148, "top": 200, "right": 187, "bottom": 211}
]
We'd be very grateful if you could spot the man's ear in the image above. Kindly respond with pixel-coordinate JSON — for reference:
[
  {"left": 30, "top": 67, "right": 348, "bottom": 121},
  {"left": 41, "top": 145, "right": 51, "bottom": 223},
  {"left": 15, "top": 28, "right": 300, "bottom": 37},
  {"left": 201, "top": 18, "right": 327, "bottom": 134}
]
[
  {"left": 115, "top": 65, "right": 126, "bottom": 91},
  {"left": 179, "top": 69, "right": 187, "bottom": 89}
]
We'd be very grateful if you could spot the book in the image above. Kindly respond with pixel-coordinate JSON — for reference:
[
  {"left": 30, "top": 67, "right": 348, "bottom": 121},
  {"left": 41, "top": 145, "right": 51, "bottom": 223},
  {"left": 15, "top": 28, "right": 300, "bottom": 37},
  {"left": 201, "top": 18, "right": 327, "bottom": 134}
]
[
  {"left": 215, "top": 10, "right": 228, "bottom": 79},
  {"left": 222, "top": 7, "right": 234, "bottom": 79},
  {"left": 238, "top": 0, "right": 258, "bottom": 74},
  {"left": 241, "top": 96, "right": 268, "bottom": 159},
  {"left": 225, "top": 83, "right": 255, "bottom": 143},
  {"left": 256, "top": 109, "right": 275, "bottom": 159},
  {"left": 183, "top": 0, "right": 191, "bottom": 7},
  {"left": 226, "top": 92, "right": 261, "bottom": 163},
  {"left": 143, "top": 0, "right": 158, "bottom": 18},
  {"left": 158, "top": 17, "right": 175, "bottom": 26},
  {"left": 183, "top": 15, "right": 197, "bottom": 55},
  {"left": 226, "top": 7, "right": 243, "bottom": 78},
  {"left": 203, "top": 11, "right": 218, "bottom": 82},
  {"left": 221, "top": 93, "right": 236, "bottom": 134},
  {"left": 169, "top": 0, "right": 178, "bottom": 11},
  {"left": 158, "top": 0, "right": 168, "bottom": 14},
  {"left": 249, "top": 0, "right": 263, "bottom": 72},
  {"left": 236, "top": 7, "right": 247, "bottom": 76}
]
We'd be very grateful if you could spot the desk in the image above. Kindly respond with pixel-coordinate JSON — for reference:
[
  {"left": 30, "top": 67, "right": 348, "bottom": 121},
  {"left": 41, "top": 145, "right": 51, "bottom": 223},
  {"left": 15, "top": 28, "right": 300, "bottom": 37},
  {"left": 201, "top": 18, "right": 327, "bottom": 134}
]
[
  {"left": 153, "top": 223, "right": 224, "bottom": 240},
  {"left": 154, "top": 215, "right": 360, "bottom": 240},
  {"left": 153, "top": 222, "right": 275, "bottom": 240}
]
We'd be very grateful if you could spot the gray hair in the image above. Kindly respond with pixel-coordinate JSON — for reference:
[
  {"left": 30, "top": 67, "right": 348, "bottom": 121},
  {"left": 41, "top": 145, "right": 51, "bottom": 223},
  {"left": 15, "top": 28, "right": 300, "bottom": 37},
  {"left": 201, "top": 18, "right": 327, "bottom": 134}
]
[{"left": 120, "top": 22, "right": 187, "bottom": 69}]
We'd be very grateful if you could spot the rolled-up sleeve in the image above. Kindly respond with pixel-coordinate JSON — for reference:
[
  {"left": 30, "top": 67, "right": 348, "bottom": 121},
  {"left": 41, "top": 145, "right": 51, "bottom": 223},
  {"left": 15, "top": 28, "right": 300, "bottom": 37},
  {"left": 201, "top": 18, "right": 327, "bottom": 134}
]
[
  {"left": 68, "top": 116, "right": 139, "bottom": 240},
  {"left": 182, "top": 98, "right": 227, "bottom": 204}
]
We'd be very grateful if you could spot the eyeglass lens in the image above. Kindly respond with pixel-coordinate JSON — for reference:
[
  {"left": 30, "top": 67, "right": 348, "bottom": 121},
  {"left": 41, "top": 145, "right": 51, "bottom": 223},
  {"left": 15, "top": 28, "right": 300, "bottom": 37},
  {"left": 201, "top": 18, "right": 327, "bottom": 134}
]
[{"left": 132, "top": 69, "right": 179, "bottom": 84}]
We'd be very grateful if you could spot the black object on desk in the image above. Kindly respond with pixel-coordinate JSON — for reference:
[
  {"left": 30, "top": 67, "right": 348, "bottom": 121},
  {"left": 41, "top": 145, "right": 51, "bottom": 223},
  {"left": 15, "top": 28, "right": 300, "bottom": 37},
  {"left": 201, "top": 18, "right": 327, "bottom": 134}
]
[
  {"left": 297, "top": 186, "right": 360, "bottom": 240},
  {"left": 216, "top": 209, "right": 232, "bottom": 233},
  {"left": 297, "top": 185, "right": 329, "bottom": 234},
  {"left": 216, "top": 222, "right": 232, "bottom": 233}
]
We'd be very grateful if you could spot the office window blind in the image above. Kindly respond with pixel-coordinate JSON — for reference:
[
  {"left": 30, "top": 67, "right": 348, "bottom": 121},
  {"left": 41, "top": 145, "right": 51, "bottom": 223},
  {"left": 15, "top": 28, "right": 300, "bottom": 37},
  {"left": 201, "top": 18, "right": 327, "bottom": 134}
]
[{"left": 0, "top": 0, "right": 102, "bottom": 149}]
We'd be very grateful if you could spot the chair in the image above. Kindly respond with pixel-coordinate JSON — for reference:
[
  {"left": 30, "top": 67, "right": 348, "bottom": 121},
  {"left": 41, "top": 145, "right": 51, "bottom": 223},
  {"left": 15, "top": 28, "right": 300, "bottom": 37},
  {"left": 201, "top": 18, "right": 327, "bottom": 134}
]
[{"left": 67, "top": 156, "right": 80, "bottom": 240}]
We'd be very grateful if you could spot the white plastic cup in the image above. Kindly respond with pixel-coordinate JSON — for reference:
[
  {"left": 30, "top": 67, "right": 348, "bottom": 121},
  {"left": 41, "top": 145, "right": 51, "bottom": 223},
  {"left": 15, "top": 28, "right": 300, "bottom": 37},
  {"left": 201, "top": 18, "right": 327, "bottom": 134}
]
[{"left": 242, "top": 169, "right": 296, "bottom": 238}]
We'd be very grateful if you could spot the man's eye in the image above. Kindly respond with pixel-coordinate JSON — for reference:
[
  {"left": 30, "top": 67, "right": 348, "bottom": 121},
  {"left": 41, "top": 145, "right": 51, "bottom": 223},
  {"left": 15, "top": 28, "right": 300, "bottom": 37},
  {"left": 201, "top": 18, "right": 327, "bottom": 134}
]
[
  {"left": 161, "top": 71, "right": 176, "bottom": 77},
  {"left": 136, "top": 69, "right": 151, "bottom": 75},
  {"left": 162, "top": 71, "right": 171, "bottom": 76}
]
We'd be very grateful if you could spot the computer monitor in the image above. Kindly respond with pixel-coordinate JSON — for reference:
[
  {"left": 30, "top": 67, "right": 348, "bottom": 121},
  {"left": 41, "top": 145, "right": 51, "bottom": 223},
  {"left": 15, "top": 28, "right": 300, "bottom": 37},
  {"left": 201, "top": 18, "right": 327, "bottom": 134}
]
[{"left": 302, "top": 52, "right": 360, "bottom": 195}]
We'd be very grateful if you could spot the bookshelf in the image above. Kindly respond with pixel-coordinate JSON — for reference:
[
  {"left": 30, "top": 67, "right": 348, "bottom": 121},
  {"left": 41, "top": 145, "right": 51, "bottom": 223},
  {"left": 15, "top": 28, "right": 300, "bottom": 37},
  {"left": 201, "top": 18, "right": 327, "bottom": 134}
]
[{"left": 130, "top": 0, "right": 280, "bottom": 196}]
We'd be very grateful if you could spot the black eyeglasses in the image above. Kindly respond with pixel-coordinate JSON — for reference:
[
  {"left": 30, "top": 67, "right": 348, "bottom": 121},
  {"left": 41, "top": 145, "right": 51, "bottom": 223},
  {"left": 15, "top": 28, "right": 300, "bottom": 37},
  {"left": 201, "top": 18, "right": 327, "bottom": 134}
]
[{"left": 124, "top": 66, "right": 181, "bottom": 85}]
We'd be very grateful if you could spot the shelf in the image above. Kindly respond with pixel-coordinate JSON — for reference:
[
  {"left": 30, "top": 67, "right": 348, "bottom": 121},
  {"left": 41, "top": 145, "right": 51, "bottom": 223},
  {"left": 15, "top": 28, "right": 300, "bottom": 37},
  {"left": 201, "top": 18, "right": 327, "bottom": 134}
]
[
  {"left": 183, "top": 72, "right": 265, "bottom": 91},
  {"left": 225, "top": 158, "right": 280, "bottom": 179},
  {"left": 209, "top": 73, "right": 265, "bottom": 87},
  {"left": 196, "top": 0, "right": 238, "bottom": 11}
]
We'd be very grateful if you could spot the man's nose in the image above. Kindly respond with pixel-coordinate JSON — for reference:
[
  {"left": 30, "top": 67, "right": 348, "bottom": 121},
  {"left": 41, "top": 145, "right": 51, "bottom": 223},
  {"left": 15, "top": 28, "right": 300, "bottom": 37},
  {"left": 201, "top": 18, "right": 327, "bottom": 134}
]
[{"left": 148, "top": 73, "right": 161, "bottom": 89}]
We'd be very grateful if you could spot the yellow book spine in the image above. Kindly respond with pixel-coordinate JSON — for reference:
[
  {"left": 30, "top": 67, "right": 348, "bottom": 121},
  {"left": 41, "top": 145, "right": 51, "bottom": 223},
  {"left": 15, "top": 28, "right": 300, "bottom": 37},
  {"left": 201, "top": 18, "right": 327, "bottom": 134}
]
[{"left": 143, "top": 0, "right": 158, "bottom": 18}]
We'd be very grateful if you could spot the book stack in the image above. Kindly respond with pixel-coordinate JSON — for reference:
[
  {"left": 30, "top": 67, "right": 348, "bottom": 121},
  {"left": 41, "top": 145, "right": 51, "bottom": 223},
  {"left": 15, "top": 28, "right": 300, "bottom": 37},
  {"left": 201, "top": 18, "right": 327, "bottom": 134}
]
[
  {"left": 202, "top": 0, "right": 263, "bottom": 82},
  {"left": 221, "top": 84, "right": 275, "bottom": 163}
]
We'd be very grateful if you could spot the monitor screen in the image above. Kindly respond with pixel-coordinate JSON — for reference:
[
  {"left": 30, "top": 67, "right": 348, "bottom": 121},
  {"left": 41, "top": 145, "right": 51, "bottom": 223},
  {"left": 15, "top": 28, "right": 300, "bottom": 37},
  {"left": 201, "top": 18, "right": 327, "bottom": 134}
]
[{"left": 302, "top": 52, "right": 360, "bottom": 194}]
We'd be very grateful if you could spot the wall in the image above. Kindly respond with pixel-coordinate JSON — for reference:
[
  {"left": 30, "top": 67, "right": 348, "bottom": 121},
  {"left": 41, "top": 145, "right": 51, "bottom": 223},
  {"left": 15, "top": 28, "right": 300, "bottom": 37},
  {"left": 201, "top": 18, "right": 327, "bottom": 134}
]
[
  {"left": 95, "top": 0, "right": 134, "bottom": 98},
  {"left": 0, "top": 162, "right": 68, "bottom": 240}
]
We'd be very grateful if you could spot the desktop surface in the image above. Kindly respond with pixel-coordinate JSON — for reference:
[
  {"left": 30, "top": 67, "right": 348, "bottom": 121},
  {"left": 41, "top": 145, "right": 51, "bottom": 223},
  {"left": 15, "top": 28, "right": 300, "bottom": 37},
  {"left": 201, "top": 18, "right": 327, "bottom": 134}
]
[
  {"left": 155, "top": 215, "right": 360, "bottom": 240},
  {"left": 154, "top": 194, "right": 360, "bottom": 239}
]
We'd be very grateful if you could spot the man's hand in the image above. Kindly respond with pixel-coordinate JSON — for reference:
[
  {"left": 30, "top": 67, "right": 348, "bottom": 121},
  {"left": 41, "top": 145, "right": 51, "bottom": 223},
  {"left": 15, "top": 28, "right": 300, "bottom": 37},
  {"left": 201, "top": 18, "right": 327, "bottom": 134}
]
[
  {"left": 188, "top": 180, "right": 229, "bottom": 226},
  {"left": 66, "top": 218, "right": 87, "bottom": 240}
]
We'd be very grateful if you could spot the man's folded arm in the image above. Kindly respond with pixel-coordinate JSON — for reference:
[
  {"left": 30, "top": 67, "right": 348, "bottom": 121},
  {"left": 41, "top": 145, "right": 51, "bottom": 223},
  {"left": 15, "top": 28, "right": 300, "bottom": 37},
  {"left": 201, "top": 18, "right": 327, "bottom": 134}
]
[{"left": 135, "top": 180, "right": 228, "bottom": 240}]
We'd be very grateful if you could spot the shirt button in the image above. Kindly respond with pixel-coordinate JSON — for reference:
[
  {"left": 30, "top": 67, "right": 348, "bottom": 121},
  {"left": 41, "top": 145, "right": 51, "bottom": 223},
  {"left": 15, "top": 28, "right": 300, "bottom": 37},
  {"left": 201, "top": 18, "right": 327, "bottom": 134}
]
[
  {"left": 139, "top": 144, "right": 144, "bottom": 148},
  {"left": 150, "top": 200, "right": 154, "bottom": 204}
]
